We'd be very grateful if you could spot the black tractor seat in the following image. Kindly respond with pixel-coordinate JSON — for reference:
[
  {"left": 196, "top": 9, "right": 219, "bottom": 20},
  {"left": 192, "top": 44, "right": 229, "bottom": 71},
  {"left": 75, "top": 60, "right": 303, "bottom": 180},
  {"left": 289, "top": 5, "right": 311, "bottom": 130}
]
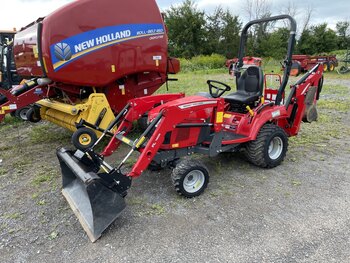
[{"left": 224, "top": 66, "right": 264, "bottom": 105}]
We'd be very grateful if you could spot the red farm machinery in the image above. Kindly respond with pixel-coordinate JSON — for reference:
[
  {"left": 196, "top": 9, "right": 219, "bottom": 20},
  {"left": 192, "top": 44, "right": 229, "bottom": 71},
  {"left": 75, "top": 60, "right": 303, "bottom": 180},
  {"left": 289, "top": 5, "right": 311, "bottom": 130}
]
[
  {"left": 0, "top": 0, "right": 179, "bottom": 148},
  {"left": 226, "top": 56, "right": 262, "bottom": 75},
  {"left": 56, "top": 15, "right": 324, "bottom": 242},
  {"left": 290, "top": 54, "right": 338, "bottom": 76}
]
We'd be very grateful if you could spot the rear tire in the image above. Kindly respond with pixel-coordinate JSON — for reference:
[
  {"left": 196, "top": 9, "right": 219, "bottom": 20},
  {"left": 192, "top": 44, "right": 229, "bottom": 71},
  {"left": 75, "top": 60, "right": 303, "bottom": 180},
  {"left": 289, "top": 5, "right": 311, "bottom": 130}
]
[
  {"left": 329, "top": 62, "right": 335, "bottom": 71},
  {"left": 15, "top": 106, "right": 31, "bottom": 121},
  {"left": 245, "top": 124, "right": 288, "bottom": 168},
  {"left": 171, "top": 159, "right": 209, "bottom": 198},
  {"left": 72, "top": 127, "right": 97, "bottom": 150},
  {"left": 323, "top": 63, "right": 328, "bottom": 72}
]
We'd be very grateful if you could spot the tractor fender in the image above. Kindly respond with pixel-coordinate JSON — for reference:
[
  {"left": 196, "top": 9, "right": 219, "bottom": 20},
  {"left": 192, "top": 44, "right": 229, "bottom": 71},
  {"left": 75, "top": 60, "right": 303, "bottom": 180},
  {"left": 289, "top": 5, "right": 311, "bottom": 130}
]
[{"left": 238, "top": 105, "right": 288, "bottom": 141}]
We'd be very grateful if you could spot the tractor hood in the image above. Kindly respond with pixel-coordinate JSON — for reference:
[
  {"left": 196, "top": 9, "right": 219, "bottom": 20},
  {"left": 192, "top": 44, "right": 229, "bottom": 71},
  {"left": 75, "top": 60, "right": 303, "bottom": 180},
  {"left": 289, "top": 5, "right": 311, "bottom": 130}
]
[{"left": 148, "top": 95, "right": 218, "bottom": 123}]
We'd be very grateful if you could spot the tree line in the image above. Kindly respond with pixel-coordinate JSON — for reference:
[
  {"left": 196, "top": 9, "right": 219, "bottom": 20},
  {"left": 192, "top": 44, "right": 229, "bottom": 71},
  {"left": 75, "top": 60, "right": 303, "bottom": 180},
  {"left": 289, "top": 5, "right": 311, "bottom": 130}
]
[{"left": 164, "top": 0, "right": 350, "bottom": 59}]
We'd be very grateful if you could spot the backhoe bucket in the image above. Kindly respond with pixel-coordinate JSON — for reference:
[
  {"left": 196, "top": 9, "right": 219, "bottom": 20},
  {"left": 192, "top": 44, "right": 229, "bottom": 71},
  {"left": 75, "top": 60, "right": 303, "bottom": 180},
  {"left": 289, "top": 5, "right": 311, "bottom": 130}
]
[
  {"left": 303, "top": 86, "right": 318, "bottom": 123},
  {"left": 57, "top": 148, "right": 126, "bottom": 242}
]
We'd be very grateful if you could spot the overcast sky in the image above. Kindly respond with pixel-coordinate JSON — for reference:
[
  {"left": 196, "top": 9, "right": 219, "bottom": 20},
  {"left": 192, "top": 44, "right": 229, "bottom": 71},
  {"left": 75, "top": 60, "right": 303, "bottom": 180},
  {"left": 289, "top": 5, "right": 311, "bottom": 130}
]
[{"left": 1, "top": 0, "right": 349, "bottom": 31}]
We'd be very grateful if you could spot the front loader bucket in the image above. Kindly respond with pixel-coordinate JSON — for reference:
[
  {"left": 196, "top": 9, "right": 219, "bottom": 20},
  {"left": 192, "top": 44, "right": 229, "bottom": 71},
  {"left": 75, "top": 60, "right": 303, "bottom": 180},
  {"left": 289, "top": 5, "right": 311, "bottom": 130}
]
[{"left": 57, "top": 148, "right": 126, "bottom": 242}]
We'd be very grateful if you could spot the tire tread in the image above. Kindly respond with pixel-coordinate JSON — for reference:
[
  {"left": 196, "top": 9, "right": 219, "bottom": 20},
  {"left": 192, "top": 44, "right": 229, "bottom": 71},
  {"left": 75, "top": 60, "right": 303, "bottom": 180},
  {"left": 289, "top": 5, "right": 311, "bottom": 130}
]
[
  {"left": 171, "top": 159, "right": 209, "bottom": 197},
  {"left": 245, "top": 124, "right": 288, "bottom": 168}
]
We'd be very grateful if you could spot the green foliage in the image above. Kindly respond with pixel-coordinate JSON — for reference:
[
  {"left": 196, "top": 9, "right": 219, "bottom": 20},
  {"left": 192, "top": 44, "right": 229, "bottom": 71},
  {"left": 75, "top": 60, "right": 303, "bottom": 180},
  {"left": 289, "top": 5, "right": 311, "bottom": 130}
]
[
  {"left": 204, "top": 7, "right": 242, "bottom": 58},
  {"left": 219, "top": 10, "right": 242, "bottom": 58},
  {"left": 165, "top": 0, "right": 207, "bottom": 58},
  {"left": 259, "top": 28, "right": 290, "bottom": 59},
  {"left": 166, "top": 2, "right": 241, "bottom": 58},
  {"left": 297, "top": 24, "right": 338, "bottom": 54},
  {"left": 164, "top": 1, "right": 348, "bottom": 58},
  {"left": 179, "top": 54, "right": 226, "bottom": 72},
  {"left": 336, "top": 21, "right": 350, "bottom": 49},
  {"left": 204, "top": 7, "right": 224, "bottom": 55}
]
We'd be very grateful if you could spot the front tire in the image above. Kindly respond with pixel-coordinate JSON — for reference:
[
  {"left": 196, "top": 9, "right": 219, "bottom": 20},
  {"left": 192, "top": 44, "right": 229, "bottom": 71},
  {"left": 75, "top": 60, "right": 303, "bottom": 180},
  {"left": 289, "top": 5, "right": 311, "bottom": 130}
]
[
  {"left": 72, "top": 127, "right": 97, "bottom": 150},
  {"left": 26, "top": 106, "right": 41, "bottom": 123},
  {"left": 245, "top": 124, "right": 288, "bottom": 168},
  {"left": 171, "top": 159, "right": 209, "bottom": 198}
]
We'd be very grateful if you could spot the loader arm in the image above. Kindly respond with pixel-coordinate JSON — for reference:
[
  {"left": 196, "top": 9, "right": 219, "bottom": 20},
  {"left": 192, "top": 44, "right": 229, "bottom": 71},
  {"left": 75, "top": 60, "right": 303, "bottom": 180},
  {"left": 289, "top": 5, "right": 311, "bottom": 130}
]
[
  {"left": 101, "top": 93, "right": 185, "bottom": 156},
  {"left": 115, "top": 97, "right": 223, "bottom": 177}
]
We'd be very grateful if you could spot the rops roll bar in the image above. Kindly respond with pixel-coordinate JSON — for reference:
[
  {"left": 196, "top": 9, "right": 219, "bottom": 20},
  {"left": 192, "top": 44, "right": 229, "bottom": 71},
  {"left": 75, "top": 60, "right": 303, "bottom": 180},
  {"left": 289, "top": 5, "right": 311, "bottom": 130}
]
[{"left": 236, "top": 14, "right": 297, "bottom": 105}]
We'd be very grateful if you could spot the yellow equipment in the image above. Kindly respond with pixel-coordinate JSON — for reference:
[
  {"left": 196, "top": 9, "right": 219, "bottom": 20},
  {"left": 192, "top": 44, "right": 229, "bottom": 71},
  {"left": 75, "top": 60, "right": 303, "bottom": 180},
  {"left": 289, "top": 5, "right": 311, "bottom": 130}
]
[{"left": 38, "top": 93, "right": 115, "bottom": 149}]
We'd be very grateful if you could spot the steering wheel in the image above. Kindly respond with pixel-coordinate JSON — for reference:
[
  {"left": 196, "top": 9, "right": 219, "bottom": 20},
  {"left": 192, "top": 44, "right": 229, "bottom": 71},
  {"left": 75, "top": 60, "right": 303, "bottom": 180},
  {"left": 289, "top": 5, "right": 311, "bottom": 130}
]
[{"left": 207, "top": 80, "right": 232, "bottom": 98}]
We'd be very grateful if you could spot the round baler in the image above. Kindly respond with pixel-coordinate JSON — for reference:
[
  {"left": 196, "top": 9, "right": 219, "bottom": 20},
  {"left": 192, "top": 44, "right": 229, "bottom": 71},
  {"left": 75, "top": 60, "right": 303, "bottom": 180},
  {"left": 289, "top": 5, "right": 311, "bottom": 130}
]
[{"left": 0, "top": 0, "right": 179, "bottom": 148}]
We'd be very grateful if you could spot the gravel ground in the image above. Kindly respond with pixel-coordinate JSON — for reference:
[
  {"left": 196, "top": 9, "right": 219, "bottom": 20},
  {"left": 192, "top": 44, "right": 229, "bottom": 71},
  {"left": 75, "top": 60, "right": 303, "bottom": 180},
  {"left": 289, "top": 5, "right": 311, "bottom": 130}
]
[{"left": 0, "top": 76, "right": 349, "bottom": 263}]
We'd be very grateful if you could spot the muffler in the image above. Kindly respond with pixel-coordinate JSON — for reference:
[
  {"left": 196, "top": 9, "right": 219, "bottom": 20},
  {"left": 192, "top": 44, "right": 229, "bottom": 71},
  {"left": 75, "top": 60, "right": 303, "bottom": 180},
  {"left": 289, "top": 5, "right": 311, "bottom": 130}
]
[{"left": 57, "top": 147, "right": 130, "bottom": 242}]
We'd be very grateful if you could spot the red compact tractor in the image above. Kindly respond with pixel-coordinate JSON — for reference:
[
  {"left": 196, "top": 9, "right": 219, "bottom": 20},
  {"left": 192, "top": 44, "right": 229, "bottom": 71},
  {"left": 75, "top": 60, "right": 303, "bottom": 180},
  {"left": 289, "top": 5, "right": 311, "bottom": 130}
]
[
  {"left": 57, "top": 15, "right": 324, "bottom": 242},
  {"left": 0, "top": 0, "right": 179, "bottom": 148}
]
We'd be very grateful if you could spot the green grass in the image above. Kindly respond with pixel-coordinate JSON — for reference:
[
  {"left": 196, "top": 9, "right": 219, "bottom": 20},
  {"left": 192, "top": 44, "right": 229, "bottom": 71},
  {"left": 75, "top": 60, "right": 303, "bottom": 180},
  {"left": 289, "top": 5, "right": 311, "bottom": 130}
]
[
  {"left": 291, "top": 180, "right": 302, "bottom": 187},
  {"left": 128, "top": 197, "right": 167, "bottom": 216},
  {"left": 160, "top": 59, "right": 290, "bottom": 96},
  {"left": 3, "top": 212, "right": 21, "bottom": 220},
  {"left": 318, "top": 100, "right": 350, "bottom": 112},
  {"left": 323, "top": 70, "right": 350, "bottom": 79},
  {"left": 159, "top": 68, "right": 233, "bottom": 95},
  {"left": 1, "top": 115, "right": 22, "bottom": 125},
  {"left": 37, "top": 199, "right": 47, "bottom": 206},
  {"left": 289, "top": 111, "right": 349, "bottom": 147},
  {"left": 0, "top": 115, "right": 22, "bottom": 133},
  {"left": 322, "top": 85, "right": 350, "bottom": 96},
  {"left": 29, "top": 123, "right": 71, "bottom": 144},
  {"left": 179, "top": 54, "right": 226, "bottom": 72},
  {"left": 48, "top": 231, "right": 59, "bottom": 240},
  {"left": 149, "top": 204, "right": 166, "bottom": 215},
  {"left": 31, "top": 170, "right": 56, "bottom": 187},
  {"left": 0, "top": 168, "right": 8, "bottom": 176}
]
